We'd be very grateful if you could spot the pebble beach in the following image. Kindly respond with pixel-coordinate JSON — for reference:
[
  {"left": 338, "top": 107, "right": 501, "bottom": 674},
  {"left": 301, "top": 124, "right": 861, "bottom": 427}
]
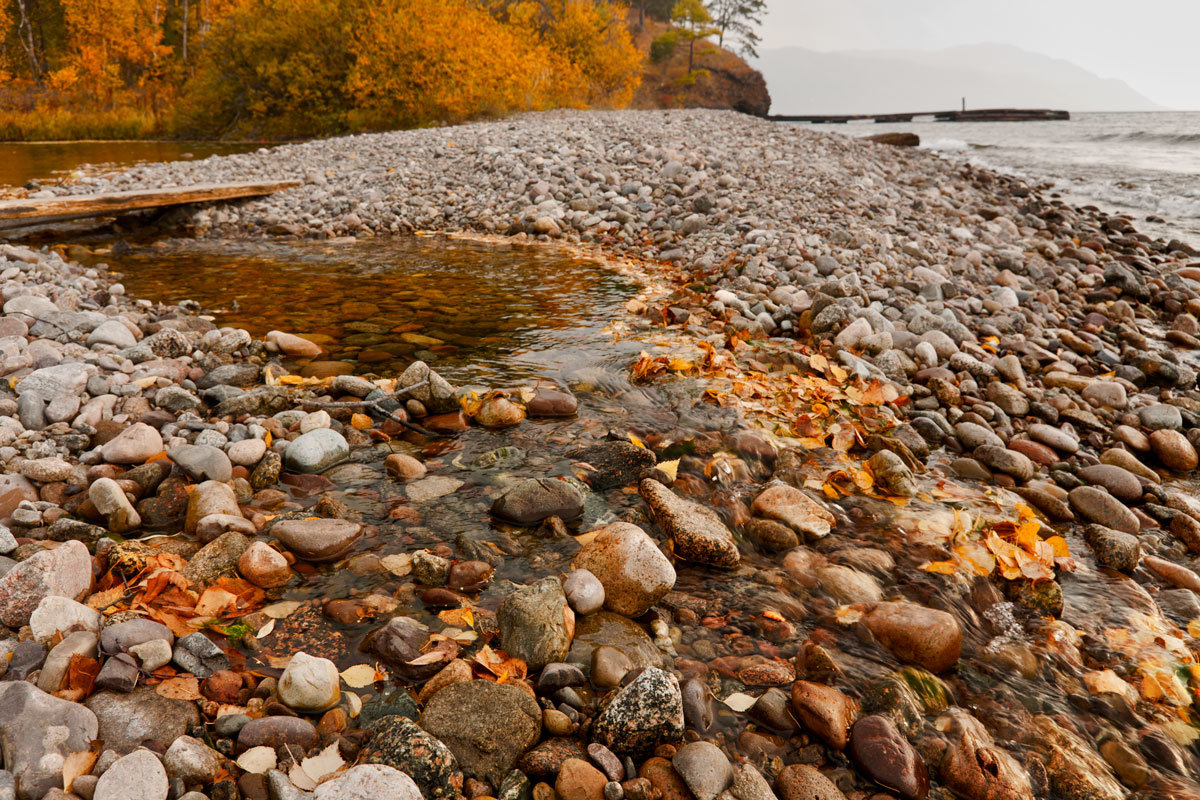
[{"left": 0, "top": 109, "right": 1199, "bottom": 800}]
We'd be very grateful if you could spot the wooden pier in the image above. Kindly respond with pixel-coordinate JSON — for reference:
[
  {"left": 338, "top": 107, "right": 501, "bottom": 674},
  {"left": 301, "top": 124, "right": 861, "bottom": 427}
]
[
  {"left": 771, "top": 108, "right": 1070, "bottom": 124},
  {"left": 0, "top": 180, "right": 300, "bottom": 230}
]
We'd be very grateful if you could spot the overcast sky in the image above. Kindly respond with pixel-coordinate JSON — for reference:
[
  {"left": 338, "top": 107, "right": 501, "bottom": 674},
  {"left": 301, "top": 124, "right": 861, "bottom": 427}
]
[{"left": 760, "top": 1, "right": 1200, "bottom": 110}]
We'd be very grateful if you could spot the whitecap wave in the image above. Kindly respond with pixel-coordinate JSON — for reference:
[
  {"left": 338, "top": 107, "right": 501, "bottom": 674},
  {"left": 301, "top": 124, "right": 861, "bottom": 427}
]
[{"left": 919, "top": 138, "right": 972, "bottom": 152}]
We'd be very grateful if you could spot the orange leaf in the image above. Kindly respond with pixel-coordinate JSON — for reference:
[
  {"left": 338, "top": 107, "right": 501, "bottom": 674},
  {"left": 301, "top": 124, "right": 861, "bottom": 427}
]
[{"left": 921, "top": 560, "right": 958, "bottom": 575}]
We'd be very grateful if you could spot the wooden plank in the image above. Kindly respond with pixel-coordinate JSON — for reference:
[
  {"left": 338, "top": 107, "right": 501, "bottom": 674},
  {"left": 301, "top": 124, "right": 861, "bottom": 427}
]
[{"left": 0, "top": 180, "right": 300, "bottom": 223}]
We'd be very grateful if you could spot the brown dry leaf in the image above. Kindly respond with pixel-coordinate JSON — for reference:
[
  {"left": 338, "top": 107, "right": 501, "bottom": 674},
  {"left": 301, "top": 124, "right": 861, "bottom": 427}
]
[
  {"left": 156, "top": 676, "right": 202, "bottom": 701},
  {"left": 64, "top": 655, "right": 100, "bottom": 696},
  {"left": 194, "top": 587, "right": 239, "bottom": 618},
  {"left": 86, "top": 586, "right": 128, "bottom": 611},
  {"left": 438, "top": 607, "right": 475, "bottom": 628}
]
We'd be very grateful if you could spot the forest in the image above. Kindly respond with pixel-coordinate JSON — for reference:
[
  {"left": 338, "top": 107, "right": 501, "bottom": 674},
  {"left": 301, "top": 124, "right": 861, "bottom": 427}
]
[{"left": 0, "top": 0, "right": 764, "bottom": 140}]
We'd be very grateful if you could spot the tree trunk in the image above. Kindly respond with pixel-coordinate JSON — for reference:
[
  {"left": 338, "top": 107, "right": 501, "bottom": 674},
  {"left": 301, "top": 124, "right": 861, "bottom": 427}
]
[
  {"left": 13, "top": 0, "right": 42, "bottom": 80},
  {"left": 687, "top": 36, "right": 694, "bottom": 73},
  {"left": 182, "top": 0, "right": 190, "bottom": 63}
]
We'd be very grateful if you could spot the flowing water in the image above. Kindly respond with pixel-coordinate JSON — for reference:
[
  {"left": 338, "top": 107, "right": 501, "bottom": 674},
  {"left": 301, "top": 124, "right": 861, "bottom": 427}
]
[{"left": 0, "top": 140, "right": 261, "bottom": 188}]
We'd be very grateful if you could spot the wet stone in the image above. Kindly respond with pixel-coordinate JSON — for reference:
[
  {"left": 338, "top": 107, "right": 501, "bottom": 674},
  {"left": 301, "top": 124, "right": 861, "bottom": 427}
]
[
  {"left": 270, "top": 517, "right": 362, "bottom": 562},
  {"left": 640, "top": 479, "right": 739, "bottom": 568},
  {"left": 591, "top": 667, "right": 684, "bottom": 758},
  {"left": 498, "top": 577, "right": 571, "bottom": 670},
  {"left": 1068, "top": 487, "right": 1140, "bottom": 534},
  {"left": 572, "top": 522, "right": 675, "bottom": 617},
  {"left": 173, "top": 632, "right": 230, "bottom": 678},
  {"left": 790, "top": 680, "right": 857, "bottom": 750},
  {"left": 1085, "top": 525, "right": 1141, "bottom": 573},
  {"left": 1077, "top": 464, "right": 1143, "bottom": 502},
  {"left": 492, "top": 478, "right": 585, "bottom": 525},
  {"left": 848, "top": 715, "right": 929, "bottom": 800},
  {"left": 571, "top": 442, "right": 656, "bottom": 491}
]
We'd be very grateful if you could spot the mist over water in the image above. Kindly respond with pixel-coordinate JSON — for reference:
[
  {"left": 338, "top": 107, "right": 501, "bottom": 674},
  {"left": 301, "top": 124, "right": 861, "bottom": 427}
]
[{"left": 790, "top": 111, "right": 1200, "bottom": 244}]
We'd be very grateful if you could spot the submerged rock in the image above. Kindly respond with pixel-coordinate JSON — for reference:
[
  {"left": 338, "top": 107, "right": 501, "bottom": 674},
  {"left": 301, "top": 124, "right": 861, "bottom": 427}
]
[{"left": 640, "top": 479, "right": 740, "bottom": 568}]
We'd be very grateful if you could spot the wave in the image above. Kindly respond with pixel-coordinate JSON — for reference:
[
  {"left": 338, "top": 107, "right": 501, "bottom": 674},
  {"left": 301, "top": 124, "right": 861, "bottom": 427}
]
[
  {"left": 920, "top": 138, "right": 972, "bottom": 152},
  {"left": 1089, "top": 131, "right": 1200, "bottom": 146}
]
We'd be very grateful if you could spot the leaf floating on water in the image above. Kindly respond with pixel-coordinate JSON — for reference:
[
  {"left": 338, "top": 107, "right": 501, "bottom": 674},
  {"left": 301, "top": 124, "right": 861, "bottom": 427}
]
[
  {"left": 255, "top": 619, "right": 276, "bottom": 639},
  {"left": 340, "top": 664, "right": 381, "bottom": 688},
  {"left": 380, "top": 554, "right": 413, "bottom": 577},
  {"left": 262, "top": 600, "right": 304, "bottom": 619},
  {"left": 722, "top": 692, "right": 757, "bottom": 712},
  {"left": 920, "top": 560, "right": 958, "bottom": 576},
  {"left": 656, "top": 459, "right": 680, "bottom": 481},
  {"left": 834, "top": 606, "right": 863, "bottom": 626},
  {"left": 1083, "top": 669, "right": 1135, "bottom": 698}
]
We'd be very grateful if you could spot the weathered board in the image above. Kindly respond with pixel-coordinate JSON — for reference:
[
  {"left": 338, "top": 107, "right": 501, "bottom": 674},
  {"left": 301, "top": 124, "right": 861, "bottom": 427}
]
[{"left": 0, "top": 180, "right": 300, "bottom": 228}]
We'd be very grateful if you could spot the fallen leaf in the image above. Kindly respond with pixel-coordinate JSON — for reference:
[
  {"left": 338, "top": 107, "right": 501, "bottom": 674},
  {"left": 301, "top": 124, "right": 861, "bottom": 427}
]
[
  {"left": 236, "top": 746, "right": 277, "bottom": 775},
  {"left": 156, "top": 676, "right": 201, "bottom": 701},
  {"left": 834, "top": 606, "right": 863, "bottom": 625},
  {"left": 299, "top": 742, "right": 345, "bottom": 784},
  {"left": 380, "top": 554, "right": 412, "bottom": 577},
  {"left": 262, "top": 600, "right": 304, "bottom": 619},
  {"left": 340, "top": 664, "right": 381, "bottom": 688},
  {"left": 256, "top": 619, "right": 276, "bottom": 639},
  {"left": 194, "top": 587, "right": 239, "bottom": 618},
  {"left": 722, "top": 692, "right": 756, "bottom": 712},
  {"left": 657, "top": 458, "right": 680, "bottom": 481},
  {"left": 62, "top": 746, "right": 100, "bottom": 791}
]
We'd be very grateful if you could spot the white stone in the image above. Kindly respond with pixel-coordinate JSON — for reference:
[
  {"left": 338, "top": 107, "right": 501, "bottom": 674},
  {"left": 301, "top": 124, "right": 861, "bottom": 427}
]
[
  {"left": 278, "top": 651, "right": 340, "bottom": 712},
  {"left": 29, "top": 596, "right": 101, "bottom": 643}
]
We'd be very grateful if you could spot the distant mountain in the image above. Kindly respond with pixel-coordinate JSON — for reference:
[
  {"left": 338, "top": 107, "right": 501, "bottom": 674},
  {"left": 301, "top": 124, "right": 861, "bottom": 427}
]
[{"left": 755, "top": 43, "right": 1163, "bottom": 115}]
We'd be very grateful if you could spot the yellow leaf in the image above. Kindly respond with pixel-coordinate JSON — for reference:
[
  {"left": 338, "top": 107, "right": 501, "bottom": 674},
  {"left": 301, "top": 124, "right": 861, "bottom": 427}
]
[
  {"left": 629, "top": 433, "right": 646, "bottom": 449},
  {"left": 657, "top": 459, "right": 680, "bottom": 481},
  {"left": 834, "top": 605, "right": 863, "bottom": 625},
  {"left": 921, "top": 560, "right": 958, "bottom": 575},
  {"left": 340, "top": 664, "right": 381, "bottom": 688},
  {"left": 1045, "top": 536, "right": 1070, "bottom": 558}
]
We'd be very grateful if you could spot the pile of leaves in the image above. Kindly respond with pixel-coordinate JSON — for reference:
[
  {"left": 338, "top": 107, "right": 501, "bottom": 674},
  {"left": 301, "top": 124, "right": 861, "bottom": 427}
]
[{"left": 919, "top": 504, "right": 1074, "bottom": 583}]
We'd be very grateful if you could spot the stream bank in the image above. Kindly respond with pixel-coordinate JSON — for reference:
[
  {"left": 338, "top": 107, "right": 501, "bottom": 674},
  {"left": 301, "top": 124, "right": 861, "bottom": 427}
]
[{"left": 0, "top": 109, "right": 1199, "bottom": 800}]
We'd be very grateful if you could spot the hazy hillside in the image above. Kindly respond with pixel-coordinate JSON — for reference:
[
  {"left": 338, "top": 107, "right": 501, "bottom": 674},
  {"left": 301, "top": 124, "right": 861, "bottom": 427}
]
[
  {"left": 632, "top": 22, "right": 771, "bottom": 117},
  {"left": 756, "top": 43, "right": 1163, "bottom": 115}
]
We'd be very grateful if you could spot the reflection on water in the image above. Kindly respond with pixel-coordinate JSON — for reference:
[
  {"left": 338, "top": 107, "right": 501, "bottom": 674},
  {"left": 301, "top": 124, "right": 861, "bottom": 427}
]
[
  {"left": 0, "top": 141, "right": 261, "bottom": 188},
  {"left": 91, "top": 235, "right": 640, "bottom": 386}
]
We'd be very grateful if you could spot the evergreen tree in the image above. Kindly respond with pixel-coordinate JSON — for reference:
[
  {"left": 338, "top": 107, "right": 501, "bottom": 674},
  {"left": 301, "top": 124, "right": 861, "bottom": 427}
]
[
  {"left": 670, "top": 0, "right": 716, "bottom": 73},
  {"left": 706, "top": 0, "right": 764, "bottom": 58}
]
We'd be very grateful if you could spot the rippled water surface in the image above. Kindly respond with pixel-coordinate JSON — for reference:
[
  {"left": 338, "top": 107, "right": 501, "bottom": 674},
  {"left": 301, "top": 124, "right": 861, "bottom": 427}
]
[
  {"left": 96, "top": 235, "right": 641, "bottom": 386},
  {"left": 0, "top": 141, "right": 262, "bottom": 188}
]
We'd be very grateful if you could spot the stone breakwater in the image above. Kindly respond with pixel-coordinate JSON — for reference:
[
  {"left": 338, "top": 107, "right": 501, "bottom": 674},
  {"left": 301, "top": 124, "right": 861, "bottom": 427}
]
[{"left": 0, "top": 108, "right": 1199, "bottom": 800}]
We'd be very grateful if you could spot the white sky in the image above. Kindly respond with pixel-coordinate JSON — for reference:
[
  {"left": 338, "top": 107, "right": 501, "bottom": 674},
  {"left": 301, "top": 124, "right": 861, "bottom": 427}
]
[{"left": 760, "top": 0, "right": 1200, "bottom": 110}]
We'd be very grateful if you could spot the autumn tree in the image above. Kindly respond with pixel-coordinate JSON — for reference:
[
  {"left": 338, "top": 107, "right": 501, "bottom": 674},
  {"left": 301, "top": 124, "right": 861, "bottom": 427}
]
[
  {"left": 178, "top": 0, "right": 357, "bottom": 137},
  {"left": 706, "top": 0, "right": 764, "bottom": 58},
  {"left": 670, "top": 0, "right": 716, "bottom": 74}
]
